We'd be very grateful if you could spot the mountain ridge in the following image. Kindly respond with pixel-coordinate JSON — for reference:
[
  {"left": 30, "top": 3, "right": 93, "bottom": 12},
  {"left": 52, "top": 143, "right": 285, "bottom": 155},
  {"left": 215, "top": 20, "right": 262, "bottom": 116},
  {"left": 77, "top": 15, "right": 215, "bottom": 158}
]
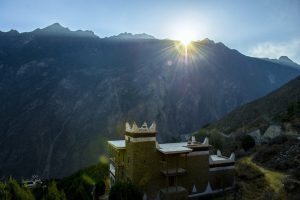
[
  {"left": 262, "top": 56, "right": 300, "bottom": 69},
  {"left": 0, "top": 24, "right": 299, "bottom": 178},
  {"left": 209, "top": 75, "right": 300, "bottom": 134}
]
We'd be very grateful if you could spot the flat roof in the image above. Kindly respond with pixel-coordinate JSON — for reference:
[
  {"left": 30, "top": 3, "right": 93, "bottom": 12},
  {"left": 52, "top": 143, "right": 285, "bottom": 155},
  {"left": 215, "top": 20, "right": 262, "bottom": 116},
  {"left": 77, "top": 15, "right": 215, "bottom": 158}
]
[
  {"left": 108, "top": 140, "right": 125, "bottom": 149},
  {"left": 158, "top": 142, "right": 192, "bottom": 154},
  {"left": 210, "top": 155, "right": 227, "bottom": 161},
  {"left": 107, "top": 140, "right": 207, "bottom": 153}
]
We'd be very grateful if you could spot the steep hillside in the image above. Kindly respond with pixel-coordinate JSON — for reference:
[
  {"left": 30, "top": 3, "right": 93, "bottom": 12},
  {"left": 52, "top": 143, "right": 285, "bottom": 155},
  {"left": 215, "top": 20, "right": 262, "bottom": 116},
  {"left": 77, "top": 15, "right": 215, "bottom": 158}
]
[
  {"left": 0, "top": 23, "right": 299, "bottom": 178},
  {"left": 211, "top": 75, "right": 300, "bottom": 133}
]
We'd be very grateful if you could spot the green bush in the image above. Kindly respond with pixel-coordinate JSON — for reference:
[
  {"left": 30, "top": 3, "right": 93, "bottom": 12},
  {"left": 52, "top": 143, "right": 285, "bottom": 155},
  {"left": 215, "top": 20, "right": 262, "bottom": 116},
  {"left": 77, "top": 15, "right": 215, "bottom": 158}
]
[
  {"left": 46, "top": 181, "right": 66, "bottom": 200},
  {"left": 209, "top": 130, "right": 224, "bottom": 151},
  {"left": 94, "top": 180, "right": 105, "bottom": 199},
  {"left": 194, "top": 128, "right": 209, "bottom": 141},
  {"left": 241, "top": 135, "right": 255, "bottom": 151},
  {"left": 1, "top": 177, "right": 35, "bottom": 200},
  {"left": 0, "top": 181, "right": 11, "bottom": 200},
  {"left": 64, "top": 175, "right": 97, "bottom": 200},
  {"left": 109, "top": 181, "right": 142, "bottom": 200},
  {"left": 58, "top": 163, "right": 108, "bottom": 200},
  {"left": 195, "top": 129, "right": 224, "bottom": 150}
]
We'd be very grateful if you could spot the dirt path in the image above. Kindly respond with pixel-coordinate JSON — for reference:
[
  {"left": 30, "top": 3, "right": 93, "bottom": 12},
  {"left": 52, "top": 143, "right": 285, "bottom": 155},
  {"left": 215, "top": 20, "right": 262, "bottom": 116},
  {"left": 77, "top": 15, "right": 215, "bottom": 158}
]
[{"left": 241, "top": 157, "right": 288, "bottom": 199}]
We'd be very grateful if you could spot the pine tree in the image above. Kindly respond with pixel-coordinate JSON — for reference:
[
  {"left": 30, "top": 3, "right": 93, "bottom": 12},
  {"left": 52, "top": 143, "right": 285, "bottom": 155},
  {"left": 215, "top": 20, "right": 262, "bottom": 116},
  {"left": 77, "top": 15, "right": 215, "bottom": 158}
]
[
  {"left": 46, "top": 181, "right": 65, "bottom": 200},
  {"left": 0, "top": 181, "right": 12, "bottom": 200},
  {"left": 7, "top": 177, "right": 35, "bottom": 200}
]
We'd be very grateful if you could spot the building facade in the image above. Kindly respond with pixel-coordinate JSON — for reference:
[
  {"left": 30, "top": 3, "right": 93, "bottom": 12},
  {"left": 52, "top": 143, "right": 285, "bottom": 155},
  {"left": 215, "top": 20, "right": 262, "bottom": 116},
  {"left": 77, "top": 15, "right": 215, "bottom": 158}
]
[{"left": 108, "top": 122, "right": 235, "bottom": 199}]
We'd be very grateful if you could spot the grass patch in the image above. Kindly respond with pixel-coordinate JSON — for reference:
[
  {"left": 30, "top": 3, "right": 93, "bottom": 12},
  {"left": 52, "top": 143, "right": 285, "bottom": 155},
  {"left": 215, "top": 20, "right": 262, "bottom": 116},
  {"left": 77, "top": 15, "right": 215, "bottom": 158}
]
[{"left": 238, "top": 157, "right": 288, "bottom": 200}]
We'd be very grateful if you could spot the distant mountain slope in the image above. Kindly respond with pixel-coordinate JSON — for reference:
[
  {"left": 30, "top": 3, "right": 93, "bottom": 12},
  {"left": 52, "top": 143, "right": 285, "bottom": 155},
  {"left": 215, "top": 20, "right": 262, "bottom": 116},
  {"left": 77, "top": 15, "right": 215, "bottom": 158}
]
[
  {"left": 107, "top": 32, "right": 155, "bottom": 40},
  {"left": 262, "top": 56, "right": 300, "bottom": 69},
  {"left": 0, "top": 23, "right": 299, "bottom": 178},
  {"left": 211, "top": 75, "right": 300, "bottom": 133}
]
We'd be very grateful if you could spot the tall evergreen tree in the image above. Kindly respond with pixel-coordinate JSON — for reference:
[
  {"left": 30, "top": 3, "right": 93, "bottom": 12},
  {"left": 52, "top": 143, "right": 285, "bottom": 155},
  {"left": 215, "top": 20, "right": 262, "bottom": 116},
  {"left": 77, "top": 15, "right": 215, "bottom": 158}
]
[
  {"left": 7, "top": 177, "right": 35, "bottom": 200},
  {"left": 46, "top": 181, "right": 66, "bottom": 200}
]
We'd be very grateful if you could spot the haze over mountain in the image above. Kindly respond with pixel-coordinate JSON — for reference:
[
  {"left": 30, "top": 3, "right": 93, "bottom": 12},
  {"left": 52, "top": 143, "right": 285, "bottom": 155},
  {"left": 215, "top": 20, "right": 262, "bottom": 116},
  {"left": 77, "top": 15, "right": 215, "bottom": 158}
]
[
  {"left": 210, "top": 75, "right": 300, "bottom": 134},
  {"left": 262, "top": 56, "right": 300, "bottom": 69},
  {"left": 107, "top": 32, "right": 156, "bottom": 40},
  {"left": 0, "top": 23, "right": 299, "bottom": 178}
]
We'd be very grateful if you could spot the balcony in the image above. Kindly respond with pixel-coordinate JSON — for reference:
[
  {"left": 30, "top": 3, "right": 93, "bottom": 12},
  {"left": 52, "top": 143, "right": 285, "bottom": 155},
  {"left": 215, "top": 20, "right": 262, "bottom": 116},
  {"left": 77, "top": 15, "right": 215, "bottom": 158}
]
[{"left": 161, "top": 168, "right": 187, "bottom": 176}]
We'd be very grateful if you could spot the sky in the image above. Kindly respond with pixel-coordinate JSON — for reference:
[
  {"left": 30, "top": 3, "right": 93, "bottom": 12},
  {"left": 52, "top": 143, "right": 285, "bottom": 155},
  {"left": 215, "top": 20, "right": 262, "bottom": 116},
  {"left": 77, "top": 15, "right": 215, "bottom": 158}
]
[{"left": 1, "top": 0, "right": 300, "bottom": 63}]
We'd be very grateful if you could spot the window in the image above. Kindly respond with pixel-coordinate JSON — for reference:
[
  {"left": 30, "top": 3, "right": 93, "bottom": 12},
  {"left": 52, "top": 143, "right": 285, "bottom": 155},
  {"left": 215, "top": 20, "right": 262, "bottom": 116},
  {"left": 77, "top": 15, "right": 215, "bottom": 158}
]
[{"left": 168, "top": 177, "right": 175, "bottom": 186}]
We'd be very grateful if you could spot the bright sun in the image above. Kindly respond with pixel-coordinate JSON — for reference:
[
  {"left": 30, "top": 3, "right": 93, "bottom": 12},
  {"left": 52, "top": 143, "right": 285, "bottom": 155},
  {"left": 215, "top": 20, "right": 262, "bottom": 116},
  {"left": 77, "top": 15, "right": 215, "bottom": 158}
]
[
  {"left": 173, "top": 27, "right": 197, "bottom": 64},
  {"left": 180, "top": 38, "right": 192, "bottom": 46},
  {"left": 170, "top": 21, "right": 198, "bottom": 47},
  {"left": 177, "top": 30, "right": 195, "bottom": 47}
]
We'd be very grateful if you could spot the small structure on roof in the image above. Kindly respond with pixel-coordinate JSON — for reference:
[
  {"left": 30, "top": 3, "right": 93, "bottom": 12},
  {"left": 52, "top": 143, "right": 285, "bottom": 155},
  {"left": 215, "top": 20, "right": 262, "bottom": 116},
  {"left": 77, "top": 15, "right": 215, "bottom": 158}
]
[
  {"left": 108, "top": 121, "right": 235, "bottom": 200},
  {"left": 22, "top": 175, "right": 42, "bottom": 188}
]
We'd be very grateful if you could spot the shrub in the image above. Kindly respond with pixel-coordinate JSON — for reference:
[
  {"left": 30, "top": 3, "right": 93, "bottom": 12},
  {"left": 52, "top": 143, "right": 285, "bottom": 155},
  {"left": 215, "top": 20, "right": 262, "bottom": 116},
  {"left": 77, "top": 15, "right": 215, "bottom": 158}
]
[
  {"left": 58, "top": 163, "right": 108, "bottom": 200},
  {"left": 209, "top": 130, "right": 224, "bottom": 151},
  {"left": 268, "top": 135, "right": 287, "bottom": 145},
  {"left": 94, "top": 180, "right": 105, "bottom": 199},
  {"left": 46, "top": 181, "right": 66, "bottom": 200},
  {"left": 241, "top": 135, "right": 255, "bottom": 151},
  {"left": 0, "top": 181, "right": 11, "bottom": 200},
  {"left": 109, "top": 181, "right": 142, "bottom": 200},
  {"left": 6, "top": 177, "right": 35, "bottom": 200},
  {"left": 195, "top": 128, "right": 209, "bottom": 141}
]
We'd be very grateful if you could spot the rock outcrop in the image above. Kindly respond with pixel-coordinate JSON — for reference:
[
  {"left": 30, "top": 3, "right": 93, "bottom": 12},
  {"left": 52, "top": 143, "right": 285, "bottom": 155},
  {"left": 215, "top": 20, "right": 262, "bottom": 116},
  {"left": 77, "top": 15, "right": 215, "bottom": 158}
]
[{"left": 262, "top": 125, "right": 282, "bottom": 142}]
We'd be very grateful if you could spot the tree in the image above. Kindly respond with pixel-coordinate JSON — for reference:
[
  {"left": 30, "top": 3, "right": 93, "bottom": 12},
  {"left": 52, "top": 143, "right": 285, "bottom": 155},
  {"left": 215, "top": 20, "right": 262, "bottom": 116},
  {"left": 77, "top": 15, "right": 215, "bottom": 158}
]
[
  {"left": 0, "top": 181, "right": 11, "bottom": 200},
  {"left": 7, "top": 177, "right": 35, "bottom": 200},
  {"left": 58, "top": 163, "right": 108, "bottom": 200},
  {"left": 241, "top": 135, "right": 255, "bottom": 151},
  {"left": 109, "top": 181, "right": 142, "bottom": 200},
  {"left": 195, "top": 128, "right": 209, "bottom": 141},
  {"left": 46, "top": 181, "right": 66, "bottom": 200},
  {"left": 209, "top": 130, "right": 224, "bottom": 151},
  {"left": 63, "top": 174, "right": 97, "bottom": 200},
  {"left": 93, "top": 180, "right": 105, "bottom": 200}
]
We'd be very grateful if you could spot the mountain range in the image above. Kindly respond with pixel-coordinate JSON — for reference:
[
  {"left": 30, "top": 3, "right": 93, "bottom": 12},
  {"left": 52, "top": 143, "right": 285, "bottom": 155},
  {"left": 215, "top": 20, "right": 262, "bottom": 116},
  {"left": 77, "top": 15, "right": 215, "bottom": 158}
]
[{"left": 0, "top": 23, "right": 299, "bottom": 178}]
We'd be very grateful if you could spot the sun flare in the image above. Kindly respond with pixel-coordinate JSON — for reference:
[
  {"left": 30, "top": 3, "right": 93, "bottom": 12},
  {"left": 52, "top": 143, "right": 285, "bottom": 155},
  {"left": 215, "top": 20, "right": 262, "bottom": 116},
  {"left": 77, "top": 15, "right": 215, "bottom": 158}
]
[
  {"left": 172, "top": 26, "right": 198, "bottom": 64},
  {"left": 176, "top": 29, "right": 196, "bottom": 47},
  {"left": 180, "top": 38, "right": 192, "bottom": 46}
]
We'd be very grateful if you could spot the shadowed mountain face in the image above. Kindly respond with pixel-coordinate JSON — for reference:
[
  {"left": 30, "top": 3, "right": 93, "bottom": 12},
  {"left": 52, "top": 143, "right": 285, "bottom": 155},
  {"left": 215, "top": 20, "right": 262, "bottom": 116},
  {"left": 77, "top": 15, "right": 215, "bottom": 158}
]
[
  {"left": 210, "top": 75, "right": 300, "bottom": 134},
  {"left": 0, "top": 24, "right": 299, "bottom": 178}
]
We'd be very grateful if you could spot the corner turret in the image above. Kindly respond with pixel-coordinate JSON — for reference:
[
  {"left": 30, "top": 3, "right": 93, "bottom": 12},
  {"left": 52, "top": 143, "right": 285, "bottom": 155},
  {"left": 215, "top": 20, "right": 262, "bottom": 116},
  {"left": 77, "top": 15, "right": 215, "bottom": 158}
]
[{"left": 125, "top": 121, "right": 157, "bottom": 141}]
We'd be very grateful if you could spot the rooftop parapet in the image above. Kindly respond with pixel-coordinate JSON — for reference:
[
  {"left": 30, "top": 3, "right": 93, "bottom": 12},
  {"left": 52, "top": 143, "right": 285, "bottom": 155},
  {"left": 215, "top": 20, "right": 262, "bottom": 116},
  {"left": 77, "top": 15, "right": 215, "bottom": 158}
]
[
  {"left": 186, "top": 136, "right": 210, "bottom": 152},
  {"left": 187, "top": 136, "right": 209, "bottom": 146},
  {"left": 209, "top": 149, "right": 235, "bottom": 164},
  {"left": 125, "top": 121, "right": 156, "bottom": 133}
]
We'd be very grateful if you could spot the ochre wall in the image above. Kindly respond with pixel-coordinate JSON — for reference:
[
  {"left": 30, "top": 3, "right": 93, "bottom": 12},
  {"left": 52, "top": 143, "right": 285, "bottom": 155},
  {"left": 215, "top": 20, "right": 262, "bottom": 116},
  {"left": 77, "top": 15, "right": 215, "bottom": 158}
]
[
  {"left": 209, "top": 169, "right": 235, "bottom": 190},
  {"left": 109, "top": 141, "right": 234, "bottom": 199}
]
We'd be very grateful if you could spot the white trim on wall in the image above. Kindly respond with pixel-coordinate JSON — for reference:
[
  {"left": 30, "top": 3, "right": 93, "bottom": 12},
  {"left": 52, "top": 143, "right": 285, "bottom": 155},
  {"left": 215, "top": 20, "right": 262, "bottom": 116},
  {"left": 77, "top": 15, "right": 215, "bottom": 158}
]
[{"left": 125, "top": 135, "right": 156, "bottom": 142}]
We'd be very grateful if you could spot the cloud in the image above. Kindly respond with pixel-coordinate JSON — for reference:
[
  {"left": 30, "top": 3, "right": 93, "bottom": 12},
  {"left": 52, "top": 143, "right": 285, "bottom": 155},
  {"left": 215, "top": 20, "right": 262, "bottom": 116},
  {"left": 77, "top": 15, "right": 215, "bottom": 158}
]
[{"left": 249, "top": 39, "right": 300, "bottom": 64}]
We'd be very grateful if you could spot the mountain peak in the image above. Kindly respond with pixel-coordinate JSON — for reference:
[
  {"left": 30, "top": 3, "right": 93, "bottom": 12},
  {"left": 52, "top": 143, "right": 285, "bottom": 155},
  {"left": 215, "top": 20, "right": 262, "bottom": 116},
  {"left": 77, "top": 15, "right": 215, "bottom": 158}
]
[
  {"left": 0, "top": 29, "right": 19, "bottom": 35},
  {"left": 107, "top": 32, "right": 155, "bottom": 40},
  {"left": 32, "top": 23, "right": 97, "bottom": 38},
  {"left": 200, "top": 38, "right": 215, "bottom": 45},
  {"left": 277, "top": 56, "right": 299, "bottom": 68},
  {"left": 278, "top": 56, "right": 293, "bottom": 62},
  {"left": 34, "top": 23, "right": 70, "bottom": 34},
  {"left": 44, "top": 23, "right": 67, "bottom": 30},
  {"left": 262, "top": 56, "right": 300, "bottom": 69}
]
